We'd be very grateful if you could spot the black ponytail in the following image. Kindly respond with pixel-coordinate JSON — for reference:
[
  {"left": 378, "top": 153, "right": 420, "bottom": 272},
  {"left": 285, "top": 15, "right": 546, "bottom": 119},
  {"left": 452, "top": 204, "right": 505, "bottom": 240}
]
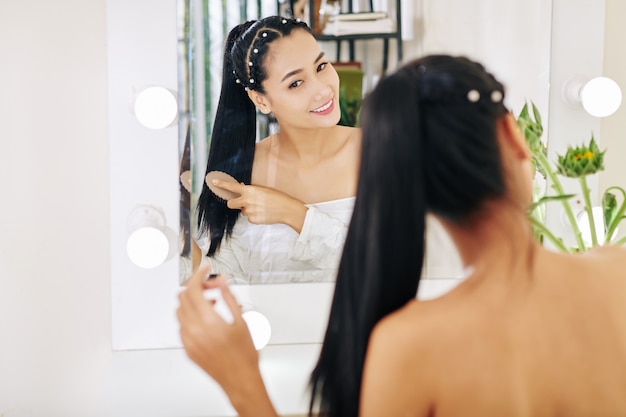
[
  {"left": 309, "top": 63, "right": 426, "bottom": 417},
  {"left": 309, "top": 55, "right": 509, "bottom": 417},
  {"left": 196, "top": 22, "right": 257, "bottom": 256},
  {"left": 196, "top": 16, "right": 311, "bottom": 256}
]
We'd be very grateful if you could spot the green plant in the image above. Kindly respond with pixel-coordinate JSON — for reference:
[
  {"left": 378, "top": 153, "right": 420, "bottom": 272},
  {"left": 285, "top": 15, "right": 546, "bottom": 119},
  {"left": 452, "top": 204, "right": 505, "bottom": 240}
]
[
  {"left": 338, "top": 85, "right": 360, "bottom": 127},
  {"left": 517, "top": 102, "right": 626, "bottom": 252}
]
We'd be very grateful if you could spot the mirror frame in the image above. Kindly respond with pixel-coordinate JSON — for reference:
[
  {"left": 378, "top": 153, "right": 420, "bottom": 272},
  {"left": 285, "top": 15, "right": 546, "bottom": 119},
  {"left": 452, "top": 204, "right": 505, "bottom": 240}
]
[{"left": 109, "top": 0, "right": 614, "bottom": 352}]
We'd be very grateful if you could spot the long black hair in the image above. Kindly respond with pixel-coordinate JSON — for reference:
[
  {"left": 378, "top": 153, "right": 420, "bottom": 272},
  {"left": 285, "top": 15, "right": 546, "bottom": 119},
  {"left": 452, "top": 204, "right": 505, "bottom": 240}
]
[
  {"left": 196, "top": 16, "right": 312, "bottom": 256},
  {"left": 309, "top": 55, "right": 509, "bottom": 417}
]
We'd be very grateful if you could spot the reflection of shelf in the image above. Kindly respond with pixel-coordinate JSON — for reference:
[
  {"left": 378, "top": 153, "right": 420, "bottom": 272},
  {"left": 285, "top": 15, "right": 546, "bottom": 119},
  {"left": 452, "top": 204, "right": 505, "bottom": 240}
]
[
  {"left": 315, "top": 32, "right": 400, "bottom": 41},
  {"left": 332, "top": 11, "right": 388, "bottom": 21},
  {"left": 322, "top": 15, "right": 394, "bottom": 36},
  {"left": 323, "top": 25, "right": 394, "bottom": 36},
  {"left": 281, "top": 0, "right": 403, "bottom": 75}
]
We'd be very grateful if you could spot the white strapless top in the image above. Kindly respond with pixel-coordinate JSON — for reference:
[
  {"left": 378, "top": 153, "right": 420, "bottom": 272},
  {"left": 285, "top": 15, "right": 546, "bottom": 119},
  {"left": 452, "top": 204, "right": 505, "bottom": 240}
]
[{"left": 202, "top": 197, "right": 355, "bottom": 284}]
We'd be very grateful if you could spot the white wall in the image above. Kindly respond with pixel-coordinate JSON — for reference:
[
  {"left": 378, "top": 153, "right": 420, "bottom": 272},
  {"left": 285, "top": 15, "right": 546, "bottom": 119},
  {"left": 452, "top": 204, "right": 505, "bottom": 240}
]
[
  {"left": 599, "top": 0, "right": 626, "bottom": 240},
  {"left": 0, "top": 1, "right": 112, "bottom": 416},
  {"left": 0, "top": 0, "right": 618, "bottom": 416}
]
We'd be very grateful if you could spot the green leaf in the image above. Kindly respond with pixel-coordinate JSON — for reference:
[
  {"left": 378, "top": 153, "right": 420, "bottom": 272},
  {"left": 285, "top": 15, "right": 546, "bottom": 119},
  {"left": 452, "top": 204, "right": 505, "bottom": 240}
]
[{"left": 528, "top": 194, "right": 576, "bottom": 212}]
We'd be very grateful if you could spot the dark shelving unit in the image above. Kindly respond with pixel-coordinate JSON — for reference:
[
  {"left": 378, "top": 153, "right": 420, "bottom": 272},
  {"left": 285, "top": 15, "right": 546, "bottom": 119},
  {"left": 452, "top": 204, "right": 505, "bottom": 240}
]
[{"left": 278, "top": 0, "right": 403, "bottom": 74}]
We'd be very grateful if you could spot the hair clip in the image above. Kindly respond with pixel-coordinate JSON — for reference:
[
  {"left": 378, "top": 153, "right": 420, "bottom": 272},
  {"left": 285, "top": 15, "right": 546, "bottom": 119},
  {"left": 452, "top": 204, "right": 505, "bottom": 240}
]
[
  {"left": 244, "top": 87, "right": 250, "bottom": 91},
  {"left": 282, "top": 19, "right": 287, "bottom": 24},
  {"left": 262, "top": 32, "right": 267, "bottom": 37},
  {"left": 467, "top": 90, "right": 480, "bottom": 103},
  {"left": 249, "top": 78, "right": 255, "bottom": 84},
  {"left": 490, "top": 90, "right": 503, "bottom": 103},
  {"left": 248, "top": 61, "right": 253, "bottom": 66},
  {"left": 235, "top": 79, "right": 240, "bottom": 84},
  {"left": 253, "top": 48, "right": 258, "bottom": 53},
  {"left": 296, "top": 18, "right": 301, "bottom": 22}
]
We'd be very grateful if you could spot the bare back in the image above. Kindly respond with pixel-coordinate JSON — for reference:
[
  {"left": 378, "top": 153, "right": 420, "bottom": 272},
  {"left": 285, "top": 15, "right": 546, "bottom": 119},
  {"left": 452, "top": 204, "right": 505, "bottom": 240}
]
[
  {"left": 251, "top": 125, "right": 360, "bottom": 204},
  {"left": 361, "top": 246, "right": 626, "bottom": 417}
]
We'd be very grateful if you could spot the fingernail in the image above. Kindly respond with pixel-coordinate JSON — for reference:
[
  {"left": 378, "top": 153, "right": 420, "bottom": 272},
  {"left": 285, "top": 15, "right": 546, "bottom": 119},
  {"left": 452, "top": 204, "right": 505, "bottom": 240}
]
[{"left": 205, "top": 273, "right": 219, "bottom": 280}]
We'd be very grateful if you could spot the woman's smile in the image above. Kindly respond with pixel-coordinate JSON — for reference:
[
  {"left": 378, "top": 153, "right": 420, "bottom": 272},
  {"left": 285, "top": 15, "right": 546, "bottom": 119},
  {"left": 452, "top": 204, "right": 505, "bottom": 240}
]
[{"left": 311, "top": 98, "right": 335, "bottom": 115}]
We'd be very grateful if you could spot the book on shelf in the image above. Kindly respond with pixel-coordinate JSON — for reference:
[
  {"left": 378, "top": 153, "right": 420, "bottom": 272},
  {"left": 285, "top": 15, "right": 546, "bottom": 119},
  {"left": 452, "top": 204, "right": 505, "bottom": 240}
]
[
  {"left": 331, "top": 12, "right": 388, "bottom": 21},
  {"left": 322, "top": 17, "right": 395, "bottom": 36}
]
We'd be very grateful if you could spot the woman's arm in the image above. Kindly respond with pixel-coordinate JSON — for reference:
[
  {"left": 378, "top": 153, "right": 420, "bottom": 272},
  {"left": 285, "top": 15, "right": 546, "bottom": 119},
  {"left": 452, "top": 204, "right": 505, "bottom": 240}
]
[
  {"left": 177, "top": 265, "right": 279, "bottom": 417},
  {"left": 211, "top": 179, "right": 309, "bottom": 232},
  {"left": 289, "top": 205, "right": 351, "bottom": 269}
]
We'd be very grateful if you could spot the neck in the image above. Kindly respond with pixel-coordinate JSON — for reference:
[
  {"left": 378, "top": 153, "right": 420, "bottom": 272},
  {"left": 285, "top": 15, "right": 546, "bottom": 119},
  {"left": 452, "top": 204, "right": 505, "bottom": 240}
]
[
  {"left": 438, "top": 199, "right": 539, "bottom": 283},
  {"left": 273, "top": 125, "right": 341, "bottom": 162}
]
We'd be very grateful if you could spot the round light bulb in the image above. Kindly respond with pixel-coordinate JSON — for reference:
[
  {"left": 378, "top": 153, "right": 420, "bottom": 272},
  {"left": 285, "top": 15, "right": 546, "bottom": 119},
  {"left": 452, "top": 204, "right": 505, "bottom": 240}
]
[
  {"left": 242, "top": 310, "right": 272, "bottom": 350},
  {"left": 134, "top": 86, "right": 178, "bottom": 129},
  {"left": 580, "top": 77, "right": 622, "bottom": 118},
  {"left": 126, "top": 226, "right": 170, "bottom": 268}
]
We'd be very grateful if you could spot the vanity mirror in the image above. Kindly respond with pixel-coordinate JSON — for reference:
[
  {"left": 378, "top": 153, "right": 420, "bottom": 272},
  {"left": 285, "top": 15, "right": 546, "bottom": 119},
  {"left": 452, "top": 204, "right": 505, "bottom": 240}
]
[
  {"left": 174, "top": 0, "right": 554, "bottom": 345},
  {"left": 110, "top": 0, "right": 559, "bottom": 352}
]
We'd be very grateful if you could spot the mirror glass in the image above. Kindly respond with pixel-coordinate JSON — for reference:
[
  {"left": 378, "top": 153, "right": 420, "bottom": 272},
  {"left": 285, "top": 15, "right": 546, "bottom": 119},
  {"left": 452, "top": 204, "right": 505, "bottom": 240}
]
[
  {"left": 175, "top": 0, "right": 552, "bottom": 346},
  {"left": 178, "top": 0, "right": 553, "bottom": 287}
]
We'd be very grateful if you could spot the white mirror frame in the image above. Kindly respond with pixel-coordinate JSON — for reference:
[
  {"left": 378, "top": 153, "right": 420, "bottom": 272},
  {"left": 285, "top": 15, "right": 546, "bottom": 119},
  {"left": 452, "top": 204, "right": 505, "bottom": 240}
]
[{"left": 109, "top": 0, "right": 561, "bottom": 351}]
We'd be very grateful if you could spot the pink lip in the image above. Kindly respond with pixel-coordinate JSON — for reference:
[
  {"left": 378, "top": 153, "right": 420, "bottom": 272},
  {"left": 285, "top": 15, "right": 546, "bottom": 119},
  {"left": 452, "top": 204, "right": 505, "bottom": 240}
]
[{"left": 310, "top": 99, "right": 334, "bottom": 115}]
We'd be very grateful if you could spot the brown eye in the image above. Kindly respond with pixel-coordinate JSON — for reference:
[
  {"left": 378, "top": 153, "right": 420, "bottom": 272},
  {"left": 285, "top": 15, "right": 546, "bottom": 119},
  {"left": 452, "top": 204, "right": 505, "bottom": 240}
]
[
  {"left": 289, "top": 80, "right": 303, "bottom": 89},
  {"left": 317, "top": 62, "right": 328, "bottom": 72}
]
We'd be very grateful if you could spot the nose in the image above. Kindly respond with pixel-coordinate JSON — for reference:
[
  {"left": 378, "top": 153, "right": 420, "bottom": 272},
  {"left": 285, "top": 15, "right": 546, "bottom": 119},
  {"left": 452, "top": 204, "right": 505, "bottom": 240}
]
[{"left": 312, "top": 78, "right": 332, "bottom": 101}]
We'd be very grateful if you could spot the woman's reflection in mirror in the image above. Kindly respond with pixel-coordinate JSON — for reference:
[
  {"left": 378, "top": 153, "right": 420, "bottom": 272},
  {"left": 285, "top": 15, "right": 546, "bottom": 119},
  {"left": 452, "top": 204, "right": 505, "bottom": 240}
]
[{"left": 193, "top": 16, "right": 361, "bottom": 284}]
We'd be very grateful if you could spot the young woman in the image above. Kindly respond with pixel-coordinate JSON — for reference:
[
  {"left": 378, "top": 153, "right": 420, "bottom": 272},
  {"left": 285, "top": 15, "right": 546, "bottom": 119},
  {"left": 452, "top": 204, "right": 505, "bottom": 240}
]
[
  {"left": 194, "top": 15, "right": 360, "bottom": 284},
  {"left": 178, "top": 55, "right": 626, "bottom": 416}
]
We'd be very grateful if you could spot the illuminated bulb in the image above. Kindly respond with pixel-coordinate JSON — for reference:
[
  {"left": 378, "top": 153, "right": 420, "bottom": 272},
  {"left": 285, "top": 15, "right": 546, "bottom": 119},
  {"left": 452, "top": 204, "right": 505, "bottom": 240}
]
[
  {"left": 126, "top": 205, "right": 172, "bottom": 268},
  {"left": 126, "top": 226, "right": 169, "bottom": 268},
  {"left": 133, "top": 86, "right": 178, "bottom": 129},
  {"left": 564, "top": 76, "right": 622, "bottom": 118},
  {"left": 580, "top": 77, "right": 622, "bottom": 117},
  {"left": 242, "top": 310, "right": 272, "bottom": 350}
]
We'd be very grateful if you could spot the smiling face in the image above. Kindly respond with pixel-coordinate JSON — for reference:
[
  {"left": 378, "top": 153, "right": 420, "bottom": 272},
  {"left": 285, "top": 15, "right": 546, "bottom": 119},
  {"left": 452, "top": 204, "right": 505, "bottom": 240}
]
[{"left": 248, "top": 29, "right": 341, "bottom": 129}]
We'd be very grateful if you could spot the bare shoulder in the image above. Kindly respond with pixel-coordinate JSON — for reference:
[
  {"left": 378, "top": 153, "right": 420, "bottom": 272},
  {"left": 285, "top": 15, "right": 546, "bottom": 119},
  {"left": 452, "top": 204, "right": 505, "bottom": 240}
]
[
  {"left": 582, "top": 245, "right": 626, "bottom": 292},
  {"left": 572, "top": 244, "right": 626, "bottom": 281},
  {"left": 368, "top": 299, "right": 445, "bottom": 357},
  {"left": 583, "top": 243, "right": 626, "bottom": 261},
  {"left": 360, "top": 300, "right": 441, "bottom": 417}
]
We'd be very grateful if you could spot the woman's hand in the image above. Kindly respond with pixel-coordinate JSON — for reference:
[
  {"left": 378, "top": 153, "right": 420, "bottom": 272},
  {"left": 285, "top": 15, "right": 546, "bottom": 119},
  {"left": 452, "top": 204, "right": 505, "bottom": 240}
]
[
  {"left": 177, "top": 265, "right": 278, "bottom": 416},
  {"left": 211, "top": 179, "right": 308, "bottom": 232}
]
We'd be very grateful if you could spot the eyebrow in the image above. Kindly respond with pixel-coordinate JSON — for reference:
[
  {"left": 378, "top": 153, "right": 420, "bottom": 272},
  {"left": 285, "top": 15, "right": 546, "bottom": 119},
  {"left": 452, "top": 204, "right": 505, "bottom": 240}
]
[{"left": 280, "top": 51, "right": 326, "bottom": 82}]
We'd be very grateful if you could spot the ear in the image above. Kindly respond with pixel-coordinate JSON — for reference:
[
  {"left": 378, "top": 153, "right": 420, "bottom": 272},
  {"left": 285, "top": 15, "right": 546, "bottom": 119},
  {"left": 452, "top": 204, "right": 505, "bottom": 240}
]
[
  {"left": 247, "top": 90, "right": 272, "bottom": 115},
  {"left": 500, "top": 113, "right": 531, "bottom": 160}
]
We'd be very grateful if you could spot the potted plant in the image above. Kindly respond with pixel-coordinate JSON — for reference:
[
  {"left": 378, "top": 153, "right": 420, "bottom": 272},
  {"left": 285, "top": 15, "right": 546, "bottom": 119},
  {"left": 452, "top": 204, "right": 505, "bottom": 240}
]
[{"left": 517, "top": 102, "right": 626, "bottom": 252}]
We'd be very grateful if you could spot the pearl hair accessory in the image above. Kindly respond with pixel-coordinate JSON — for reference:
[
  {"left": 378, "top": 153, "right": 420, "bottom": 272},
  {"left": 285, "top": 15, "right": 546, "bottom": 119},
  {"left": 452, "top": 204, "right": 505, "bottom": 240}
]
[
  {"left": 467, "top": 90, "right": 480, "bottom": 102},
  {"left": 466, "top": 89, "right": 504, "bottom": 103},
  {"left": 490, "top": 90, "right": 503, "bottom": 103}
]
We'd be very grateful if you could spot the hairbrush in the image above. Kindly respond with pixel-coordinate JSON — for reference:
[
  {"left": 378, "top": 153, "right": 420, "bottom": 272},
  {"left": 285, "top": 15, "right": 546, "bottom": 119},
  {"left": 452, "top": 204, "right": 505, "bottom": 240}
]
[{"left": 205, "top": 170, "right": 241, "bottom": 202}]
